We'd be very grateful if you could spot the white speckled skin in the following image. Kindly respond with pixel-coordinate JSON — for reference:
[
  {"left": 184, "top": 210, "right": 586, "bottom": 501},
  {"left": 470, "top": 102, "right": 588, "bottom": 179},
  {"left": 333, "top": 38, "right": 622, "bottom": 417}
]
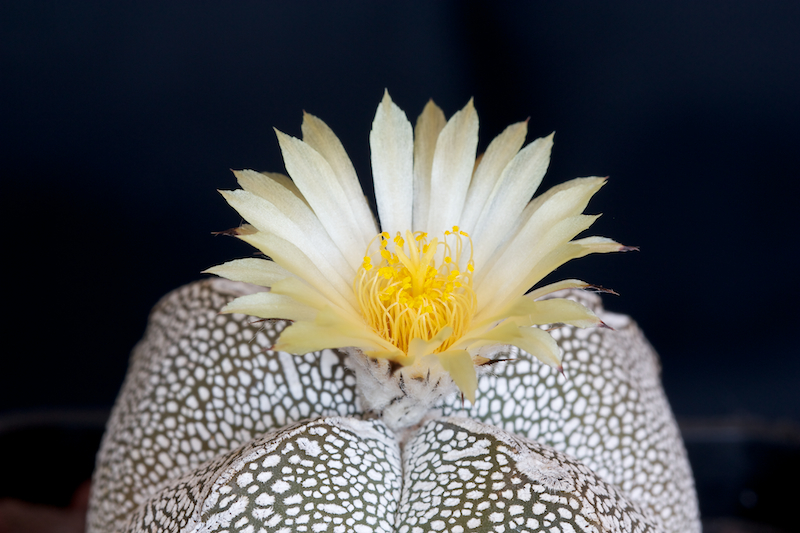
[
  {"left": 436, "top": 290, "right": 700, "bottom": 532},
  {"left": 87, "top": 279, "right": 700, "bottom": 533}
]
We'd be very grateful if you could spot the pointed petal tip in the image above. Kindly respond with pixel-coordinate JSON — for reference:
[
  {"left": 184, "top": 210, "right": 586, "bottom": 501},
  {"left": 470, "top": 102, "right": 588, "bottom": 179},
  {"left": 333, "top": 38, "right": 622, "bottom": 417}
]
[
  {"left": 274, "top": 127, "right": 291, "bottom": 141},
  {"left": 585, "top": 283, "right": 620, "bottom": 296},
  {"left": 211, "top": 227, "right": 241, "bottom": 237},
  {"left": 620, "top": 245, "right": 640, "bottom": 252}
]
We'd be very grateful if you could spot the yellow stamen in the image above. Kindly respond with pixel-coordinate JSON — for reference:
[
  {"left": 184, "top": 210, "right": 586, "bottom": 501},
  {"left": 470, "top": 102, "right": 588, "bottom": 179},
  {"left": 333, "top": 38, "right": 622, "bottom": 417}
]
[{"left": 354, "top": 228, "right": 477, "bottom": 357}]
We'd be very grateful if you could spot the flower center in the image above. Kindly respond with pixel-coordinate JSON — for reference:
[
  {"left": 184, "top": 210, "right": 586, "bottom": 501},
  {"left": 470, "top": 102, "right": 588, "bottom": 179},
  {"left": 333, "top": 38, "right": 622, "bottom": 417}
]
[{"left": 355, "top": 226, "right": 477, "bottom": 355}]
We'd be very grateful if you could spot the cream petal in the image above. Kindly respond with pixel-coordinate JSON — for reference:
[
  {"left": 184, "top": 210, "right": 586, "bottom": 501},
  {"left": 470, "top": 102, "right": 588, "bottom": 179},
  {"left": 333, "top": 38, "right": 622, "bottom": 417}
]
[
  {"left": 275, "top": 306, "right": 399, "bottom": 356},
  {"left": 525, "top": 279, "right": 593, "bottom": 300},
  {"left": 237, "top": 230, "right": 358, "bottom": 313},
  {"left": 220, "top": 291, "right": 317, "bottom": 322},
  {"left": 276, "top": 130, "right": 367, "bottom": 270},
  {"left": 370, "top": 90, "right": 413, "bottom": 237},
  {"left": 426, "top": 99, "right": 479, "bottom": 236},
  {"left": 514, "top": 326, "right": 563, "bottom": 368},
  {"left": 202, "top": 258, "right": 292, "bottom": 288},
  {"left": 237, "top": 170, "right": 308, "bottom": 206},
  {"left": 459, "top": 121, "right": 528, "bottom": 236},
  {"left": 461, "top": 320, "right": 562, "bottom": 369},
  {"left": 220, "top": 188, "right": 356, "bottom": 283},
  {"left": 525, "top": 236, "right": 633, "bottom": 293},
  {"left": 488, "top": 177, "right": 606, "bottom": 268},
  {"left": 475, "top": 214, "right": 600, "bottom": 321},
  {"left": 517, "top": 177, "right": 606, "bottom": 233},
  {"left": 407, "top": 326, "right": 453, "bottom": 361},
  {"left": 470, "top": 134, "right": 554, "bottom": 270},
  {"left": 435, "top": 349, "right": 478, "bottom": 402},
  {"left": 451, "top": 315, "right": 521, "bottom": 350},
  {"left": 475, "top": 177, "right": 606, "bottom": 281},
  {"left": 301, "top": 112, "right": 378, "bottom": 243},
  {"left": 475, "top": 295, "right": 594, "bottom": 329},
  {"left": 412, "top": 100, "right": 446, "bottom": 231},
  {"left": 260, "top": 171, "right": 305, "bottom": 200},
  {"left": 270, "top": 277, "right": 363, "bottom": 324},
  {"left": 235, "top": 169, "right": 308, "bottom": 209},
  {"left": 507, "top": 297, "right": 601, "bottom": 328}
]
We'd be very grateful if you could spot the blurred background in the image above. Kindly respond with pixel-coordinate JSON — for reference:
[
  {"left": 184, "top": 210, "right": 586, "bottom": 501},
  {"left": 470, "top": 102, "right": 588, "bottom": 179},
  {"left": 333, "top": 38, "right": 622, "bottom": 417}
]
[{"left": 2, "top": 1, "right": 798, "bottom": 531}]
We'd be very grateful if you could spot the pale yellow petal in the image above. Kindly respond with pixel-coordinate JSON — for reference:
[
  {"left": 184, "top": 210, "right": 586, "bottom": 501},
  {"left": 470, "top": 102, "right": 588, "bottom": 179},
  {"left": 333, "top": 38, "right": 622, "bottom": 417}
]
[
  {"left": 407, "top": 326, "right": 453, "bottom": 360},
  {"left": 427, "top": 98, "right": 479, "bottom": 236},
  {"left": 514, "top": 326, "right": 563, "bottom": 368},
  {"left": 507, "top": 297, "right": 601, "bottom": 328},
  {"left": 237, "top": 230, "right": 358, "bottom": 313},
  {"left": 370, "top": 90, "right": 413, "bottom": 236},
  {"left": 475, "top": 214, "right": 600, "bottom": 321},
  {"left": 221, "top": 292, "right": 317, "bottom": 322},
  {"left": 509, "top": 176, "right": 607, "bottom": 241},
  {"left": 460, "top": 120, "right": 528, "bottom": 236},
  {"left": 275, "top": 306, "right": 399, "bottom": 356},
  {"left": 276, "top": 130, "right": 367, "bottom": 269},
  {"left": 233, "top": 169, "right": 304, "bottom": 208},
  {"left": 301, "top": 112, "right": 378, "bottom": 243},
  {"left": 475, "top": 177, "right": 606, "bottom": 284},
  {"left": 525, "top": 279, "right": 594, "bottom": 300},
  {"left": 435, "top": 349, "right": 478, "bottom": 403},
  {"left": 220, "top": 188, "right": 356, "bottom": 285},
  {"left": 470, "top": 134, "right": 554, "bottom": 270},
  {"left": 466, "top": 295, "right": 603, "bottom": 330},
  {"left": 412, "top": 100, "right": 446, "bottom": 230},
  {"left": 458, "top": 320, "right": 562, "bottom": 369},
  {"left": 236, "top": 170, "right": 308, "bottom": 207},
  {"left": 203, "top": 258, "right": 292, "bottom": 288},
  {"left": 260, "top": 172, "right": 306, "bottom": 203},
  {"left": 270, "top": 277, "right": 363, "bottom": 324},
  {"left": 526, "top": 237, "right": 634, "bottom": 293}
]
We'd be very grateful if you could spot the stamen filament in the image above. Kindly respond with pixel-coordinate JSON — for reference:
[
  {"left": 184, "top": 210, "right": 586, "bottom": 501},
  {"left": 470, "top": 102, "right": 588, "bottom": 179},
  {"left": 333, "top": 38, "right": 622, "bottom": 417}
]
[{"left": 354, "top": 228, "right": 478, "bottom": 357}]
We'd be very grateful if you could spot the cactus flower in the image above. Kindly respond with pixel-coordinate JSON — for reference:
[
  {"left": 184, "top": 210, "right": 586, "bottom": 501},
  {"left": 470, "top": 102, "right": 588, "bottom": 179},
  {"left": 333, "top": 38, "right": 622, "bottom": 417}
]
[{"left": 206, "top": 91, "right": 631, "bottom": 404}]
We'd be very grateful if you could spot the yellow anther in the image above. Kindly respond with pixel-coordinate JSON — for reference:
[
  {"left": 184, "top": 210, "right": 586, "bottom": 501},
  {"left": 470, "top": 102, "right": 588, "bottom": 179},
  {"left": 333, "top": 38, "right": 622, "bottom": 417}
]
[{"left": 355, "top": 225, "right": 477, "bottom": 356}]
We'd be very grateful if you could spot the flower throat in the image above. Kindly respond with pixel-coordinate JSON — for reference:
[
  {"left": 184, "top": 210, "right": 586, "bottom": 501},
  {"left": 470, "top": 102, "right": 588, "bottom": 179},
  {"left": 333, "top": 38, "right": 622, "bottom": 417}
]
[{"left": 355, "top": 227, "right": 478, "bottom": 355}]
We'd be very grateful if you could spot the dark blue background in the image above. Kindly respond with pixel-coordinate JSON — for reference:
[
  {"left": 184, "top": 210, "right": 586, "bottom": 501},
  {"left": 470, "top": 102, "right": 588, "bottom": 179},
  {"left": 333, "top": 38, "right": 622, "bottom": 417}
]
[{"left": 2, "top": 0, "right": 799, "bottom": 503}]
